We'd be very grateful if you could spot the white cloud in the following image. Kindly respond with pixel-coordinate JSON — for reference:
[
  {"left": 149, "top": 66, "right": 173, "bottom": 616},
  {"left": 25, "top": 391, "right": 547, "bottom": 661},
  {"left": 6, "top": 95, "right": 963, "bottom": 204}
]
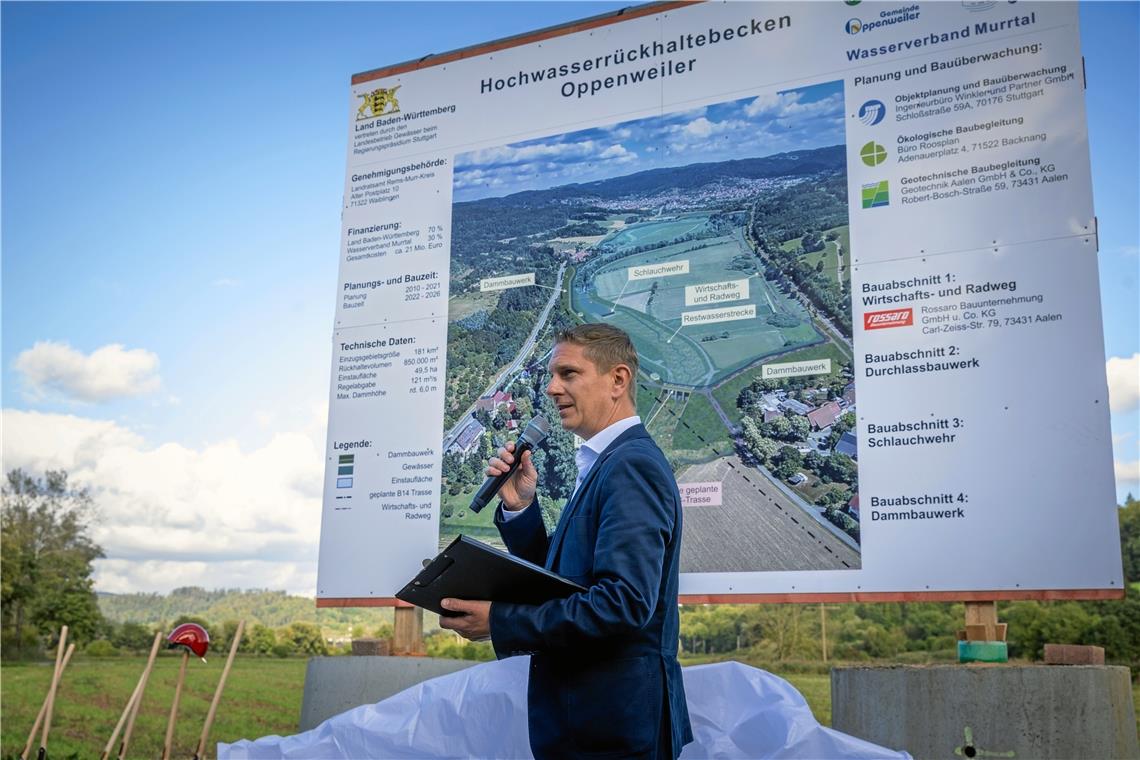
[
  {"left": 598, "top": 144, "right": 636, "bottom": 162},
  {"left": 682, "top": 117, "right": 716, "bottom": 138},
  {"left": 14, "top": 341, "right": 161, "bottom": 403},
  {"left": 212, "top": 277, "right": 239, "bottom": 288},
  {"left": 94, "top": 559, "right": 317, "bottom": 597},
  {"left": 1106, "top": 353, "right": 1140, "bottom": 413},
  {"left": 744, "top": 91, "right": 843, "bottom": 122},
  {"left": 1, "top": 408, "right": 325, "bottom": 595},
  {"left": 457, "top": 137, "right": 641, "bottom": 172},
  {"left": 458, "top": 140, "right": 598, "bottom": 168},
  {"left": 1116, "top": 459, "right": 1140, "bottom": 482}
]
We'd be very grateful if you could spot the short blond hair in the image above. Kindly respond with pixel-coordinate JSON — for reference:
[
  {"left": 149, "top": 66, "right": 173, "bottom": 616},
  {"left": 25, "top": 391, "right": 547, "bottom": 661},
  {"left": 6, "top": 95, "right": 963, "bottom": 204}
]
[{"left": 554, "top": 323, "right": 639, "bottom": 402}]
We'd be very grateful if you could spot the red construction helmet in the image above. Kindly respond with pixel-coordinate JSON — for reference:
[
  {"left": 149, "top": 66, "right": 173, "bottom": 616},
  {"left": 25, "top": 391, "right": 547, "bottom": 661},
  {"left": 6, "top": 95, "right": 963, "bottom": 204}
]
[{"left": 168, "top": 623, "right": 210, "bottom": 660}]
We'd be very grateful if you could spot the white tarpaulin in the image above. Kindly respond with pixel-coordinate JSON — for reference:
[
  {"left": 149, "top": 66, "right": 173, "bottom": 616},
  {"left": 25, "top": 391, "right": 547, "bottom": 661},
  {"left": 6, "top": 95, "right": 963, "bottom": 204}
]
[{"left": 219, "top": 658, "right": 910, "bottom": 759}]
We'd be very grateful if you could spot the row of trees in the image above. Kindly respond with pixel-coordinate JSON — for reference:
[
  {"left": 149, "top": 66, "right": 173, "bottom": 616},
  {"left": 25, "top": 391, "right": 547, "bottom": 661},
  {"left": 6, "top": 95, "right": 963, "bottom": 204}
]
[
  {"left": 85, "top": 616, "right": 376, "bottom": 658},
  {"left": 97, "top": 586, "right": 389, "bottom": 631}
]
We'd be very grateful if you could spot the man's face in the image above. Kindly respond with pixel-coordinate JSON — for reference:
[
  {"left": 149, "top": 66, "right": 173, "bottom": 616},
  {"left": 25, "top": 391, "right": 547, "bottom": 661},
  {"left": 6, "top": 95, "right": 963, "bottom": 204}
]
[{"left": 546, "top": 341, "right": 621, "bottom": 440}]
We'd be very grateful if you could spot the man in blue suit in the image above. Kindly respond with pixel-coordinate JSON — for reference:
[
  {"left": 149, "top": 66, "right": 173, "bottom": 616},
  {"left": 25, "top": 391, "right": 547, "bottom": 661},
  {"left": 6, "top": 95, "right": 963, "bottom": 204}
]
[{"left": 441, "top": 323, "right": 693, "bottom": 759}]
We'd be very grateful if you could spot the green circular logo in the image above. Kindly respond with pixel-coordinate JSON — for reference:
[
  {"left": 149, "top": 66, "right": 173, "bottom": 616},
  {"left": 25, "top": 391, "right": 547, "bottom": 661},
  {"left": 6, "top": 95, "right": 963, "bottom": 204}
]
[
  {"left": 845, "top": 1, "right": 861, "bottom": 5},
  {"left": 860, "top": 141, "right": 887, "bottom": 167}
]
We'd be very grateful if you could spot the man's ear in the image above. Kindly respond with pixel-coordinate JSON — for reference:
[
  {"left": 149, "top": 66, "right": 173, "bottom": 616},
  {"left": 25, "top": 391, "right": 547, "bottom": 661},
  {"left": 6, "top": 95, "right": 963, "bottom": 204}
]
[{"left": 611, "top": 363, "right": 632, "bottom": 399}]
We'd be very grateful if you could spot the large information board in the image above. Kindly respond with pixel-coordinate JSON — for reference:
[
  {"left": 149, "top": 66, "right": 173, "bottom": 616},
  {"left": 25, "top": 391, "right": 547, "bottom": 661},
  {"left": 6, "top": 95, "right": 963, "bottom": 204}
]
[{"left": 316, "top": 1, "right": 1122, "bottom": 605}]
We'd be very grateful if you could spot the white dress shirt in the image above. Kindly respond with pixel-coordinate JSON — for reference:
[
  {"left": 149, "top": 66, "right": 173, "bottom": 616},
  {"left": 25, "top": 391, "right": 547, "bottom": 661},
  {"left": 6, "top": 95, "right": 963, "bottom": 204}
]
[{"left": 502, "top": 415, "right": 642, "bottom": 520}]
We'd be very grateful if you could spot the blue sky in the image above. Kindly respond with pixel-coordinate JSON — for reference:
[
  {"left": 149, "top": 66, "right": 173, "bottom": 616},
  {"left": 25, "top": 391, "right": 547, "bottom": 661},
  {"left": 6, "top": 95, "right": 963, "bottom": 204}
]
[
  {"left": 2, "top": 2, "right": 1137, "bottom": 595},
  {"left": 455, "top": 81, "right": 844, "bottom": 201}
]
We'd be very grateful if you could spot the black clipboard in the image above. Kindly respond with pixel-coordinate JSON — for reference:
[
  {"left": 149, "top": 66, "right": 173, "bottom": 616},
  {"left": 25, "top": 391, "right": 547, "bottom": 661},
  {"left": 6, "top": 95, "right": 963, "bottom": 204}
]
[{"left": 396, "top": 534, "right": 587, "bottom": 616}]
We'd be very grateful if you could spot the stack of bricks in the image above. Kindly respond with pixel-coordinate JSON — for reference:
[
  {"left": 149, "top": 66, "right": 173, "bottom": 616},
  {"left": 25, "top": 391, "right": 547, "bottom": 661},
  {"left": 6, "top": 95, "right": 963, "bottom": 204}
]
[
  {"left": 1044, "top": 644, "right": 1105, "bottom": 665},
  {"left": 351, "top": 638, "right": 391, "bottom": 656}
]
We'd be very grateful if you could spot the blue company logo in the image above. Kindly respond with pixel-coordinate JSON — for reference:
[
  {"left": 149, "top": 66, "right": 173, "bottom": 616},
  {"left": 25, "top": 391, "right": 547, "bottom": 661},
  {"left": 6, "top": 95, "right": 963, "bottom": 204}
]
[
  {"left": 845, "top": 18, "right": 863, "bottom": 34},
  {"left": 858, "top": 99, "right": 887, "bottom": 126}
]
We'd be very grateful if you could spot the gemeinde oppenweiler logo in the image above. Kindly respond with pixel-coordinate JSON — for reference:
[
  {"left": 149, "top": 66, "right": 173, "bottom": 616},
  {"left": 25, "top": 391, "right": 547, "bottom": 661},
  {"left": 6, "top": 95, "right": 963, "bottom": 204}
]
[
  {"left": 357, "top": 86, "right": 401, "bottom": 120},
  {"left": 864, "top": 308, "right": 914, "bottom": 330}
]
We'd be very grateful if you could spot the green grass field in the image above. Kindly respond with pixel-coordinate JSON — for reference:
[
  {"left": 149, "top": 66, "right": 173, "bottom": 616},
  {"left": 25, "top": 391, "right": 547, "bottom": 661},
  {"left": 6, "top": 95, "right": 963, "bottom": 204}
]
[
  {"left": 580, "top": 221, "right": 818, "bottom": 387},
  {"left": 601, "top": 215, "right": 711, "bottom": 250},
  {"left": 1, "top": 655, "right": 306, "bottom": 760},
  {"left": 447, "top": 290, "right": 500, "bottom": 323},
  {"left": 781, "top": 225, "right": 850, "bottom": 288},
  {"left": 673, "top": 393, "right": 733, "bottom": 456}
]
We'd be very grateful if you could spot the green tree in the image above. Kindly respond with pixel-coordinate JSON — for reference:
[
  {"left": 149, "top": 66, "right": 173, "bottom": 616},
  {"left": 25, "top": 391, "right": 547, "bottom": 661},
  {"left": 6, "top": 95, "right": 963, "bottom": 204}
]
[
  {"left": 284, "top": 621, "right": 329, "bottom": 656},
  {"left": 740, "top": 418, "right": 777, "bottom": 464},
  {"left": 242, "top": 624, "right": 278, "bottom": 655},
  {"left": 1, "top": 469, "right": 105, "bottom": 657},
  {"left": 112, "top": 621, "right": 158, "bottom": 652},
  {"left": 772, "top": 447, "right": 803, "bottom": 480},
  {"left": 821, "top": 453, "right": 857, "bottom": 486},
  {"left": 216, "top": 619, "right": 243, "bottom": 653},
  {"left": 1119, "top": 494, "right": 1139, "bottom": 583}
]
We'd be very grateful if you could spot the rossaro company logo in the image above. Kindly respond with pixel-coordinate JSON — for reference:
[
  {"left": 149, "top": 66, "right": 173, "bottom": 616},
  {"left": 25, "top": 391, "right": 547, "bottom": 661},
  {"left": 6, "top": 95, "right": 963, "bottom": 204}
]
[
  {"left": 858, "top": 99, "right": 886, "bottom": 126},
  {"left": 860, "top": 141, "right": 887, "bottom": 166},
  {"left": 864, "top": 308, "right": 913, "bottom": 330},
  {"left": 846, "top": 4, "right": 921, "bottom": 34},
  {"left": 356, "top": 85, "right": 402, "bottom": 120}
]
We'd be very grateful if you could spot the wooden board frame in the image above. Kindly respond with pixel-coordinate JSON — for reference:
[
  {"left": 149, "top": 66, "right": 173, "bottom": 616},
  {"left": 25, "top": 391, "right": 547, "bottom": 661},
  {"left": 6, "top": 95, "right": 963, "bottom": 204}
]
[
  {"left": 323, "top": 2, "right": 1124, "bottom": 610},
  {"left": 351, "top": 1, "right": 697, "bottom": 86}
]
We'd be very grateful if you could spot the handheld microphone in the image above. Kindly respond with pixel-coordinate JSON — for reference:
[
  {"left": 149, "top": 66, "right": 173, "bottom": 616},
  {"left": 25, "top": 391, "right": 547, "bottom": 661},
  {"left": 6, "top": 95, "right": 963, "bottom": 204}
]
[{"left": 469, "top": 416, "right": 551, "bottom": 513}]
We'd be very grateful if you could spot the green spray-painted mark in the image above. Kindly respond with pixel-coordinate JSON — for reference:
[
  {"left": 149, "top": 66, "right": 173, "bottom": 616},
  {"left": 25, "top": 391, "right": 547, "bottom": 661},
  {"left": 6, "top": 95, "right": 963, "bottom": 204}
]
[{"left": 954, "top": 726, "right": 1016, "bottom": 758}]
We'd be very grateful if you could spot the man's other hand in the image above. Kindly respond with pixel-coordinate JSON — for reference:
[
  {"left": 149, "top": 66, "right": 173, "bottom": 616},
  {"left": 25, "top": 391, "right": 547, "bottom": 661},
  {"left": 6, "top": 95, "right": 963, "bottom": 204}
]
[{"left": 438, "top": 598, "right": 491, "bottom": 641}]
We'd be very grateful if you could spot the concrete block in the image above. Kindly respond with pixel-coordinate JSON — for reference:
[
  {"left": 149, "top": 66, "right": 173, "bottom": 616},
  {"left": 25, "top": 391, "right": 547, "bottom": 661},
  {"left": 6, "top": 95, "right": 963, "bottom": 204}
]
[
  {"left": 300, "top": 656, "right": 477, "bottom": 731},
  {"left": 1044, "top": 643, "right": 1105, "bottom": 665},
  {"left": 832, "top": 664, "right": 1139, "bottom": 760}
]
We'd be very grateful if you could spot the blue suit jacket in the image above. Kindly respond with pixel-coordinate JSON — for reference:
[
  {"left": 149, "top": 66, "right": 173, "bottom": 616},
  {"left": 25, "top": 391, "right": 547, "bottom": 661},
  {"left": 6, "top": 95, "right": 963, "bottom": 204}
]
[{"left": 490, "top": 424, "right": 693, "bottom": 759}]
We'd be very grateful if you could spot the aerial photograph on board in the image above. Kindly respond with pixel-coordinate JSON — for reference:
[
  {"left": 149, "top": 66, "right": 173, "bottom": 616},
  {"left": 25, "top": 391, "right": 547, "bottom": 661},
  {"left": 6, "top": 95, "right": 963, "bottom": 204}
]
[{"left": 439, "top": 81, "right": 861, "bottom": 572}]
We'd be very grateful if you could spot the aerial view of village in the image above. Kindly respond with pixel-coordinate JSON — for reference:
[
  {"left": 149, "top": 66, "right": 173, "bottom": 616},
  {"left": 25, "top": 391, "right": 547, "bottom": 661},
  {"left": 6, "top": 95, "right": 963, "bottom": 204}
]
[{"left": 439, "top": 81, "right": 861, "bottom": 572}]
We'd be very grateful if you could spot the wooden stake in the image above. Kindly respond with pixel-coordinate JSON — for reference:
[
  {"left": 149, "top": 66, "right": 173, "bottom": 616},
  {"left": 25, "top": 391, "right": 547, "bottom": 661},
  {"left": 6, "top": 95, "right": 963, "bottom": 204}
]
[
  {"left": 162, "top": 650, "right": 191, "bottom": 760},
  {"left": 101, "top": 631, "right": 163, "bottom": 760},
  {"left": 393, "top": 605, "right": 424, "bottom": 655},
  {"left": 118, "top": 633, "right": 162, "bottom": 760},
  {"left": 36, "top": 625, "right": 69, "bottom": 757},
  {"left": 194, "top": 620, "right": 245, "bottom": 760},
  {"left": 20, "top": 642, "right": 75, "bottom": 760},
  {"left": 119, "top": 634, "right": 163, "bottom": 760},
  {"left": 820, "top": 603, "right": 828, "bottom": 663}
]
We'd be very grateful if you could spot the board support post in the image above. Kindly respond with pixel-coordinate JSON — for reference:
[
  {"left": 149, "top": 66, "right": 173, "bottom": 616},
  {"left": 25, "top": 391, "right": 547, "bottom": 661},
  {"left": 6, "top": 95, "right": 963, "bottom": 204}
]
[
  {"left": 393, "top": 603, "right": 425, "bottom": 656},
  {"left": 959, "top": 600, "right": 1008, "bottom": 662}
]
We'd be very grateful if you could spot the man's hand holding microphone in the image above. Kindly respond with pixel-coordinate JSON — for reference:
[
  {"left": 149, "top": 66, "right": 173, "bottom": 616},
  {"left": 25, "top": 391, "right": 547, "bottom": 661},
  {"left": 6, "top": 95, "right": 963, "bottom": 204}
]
[{"left": 440, "top": 419, "right": 548, "bottom": 640}]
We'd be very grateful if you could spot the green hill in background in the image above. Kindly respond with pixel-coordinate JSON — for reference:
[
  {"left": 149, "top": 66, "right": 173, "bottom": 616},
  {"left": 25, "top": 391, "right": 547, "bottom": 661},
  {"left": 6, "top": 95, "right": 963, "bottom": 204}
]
[{"left": 97, "top": 587, "right": 392, "bottom": 635}]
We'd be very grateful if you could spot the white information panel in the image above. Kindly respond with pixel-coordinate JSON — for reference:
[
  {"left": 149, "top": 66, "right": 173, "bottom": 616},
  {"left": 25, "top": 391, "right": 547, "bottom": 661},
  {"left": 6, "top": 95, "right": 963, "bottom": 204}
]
[{"left": 317, "top": 1, "right": 1121, "bottom": 602}]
